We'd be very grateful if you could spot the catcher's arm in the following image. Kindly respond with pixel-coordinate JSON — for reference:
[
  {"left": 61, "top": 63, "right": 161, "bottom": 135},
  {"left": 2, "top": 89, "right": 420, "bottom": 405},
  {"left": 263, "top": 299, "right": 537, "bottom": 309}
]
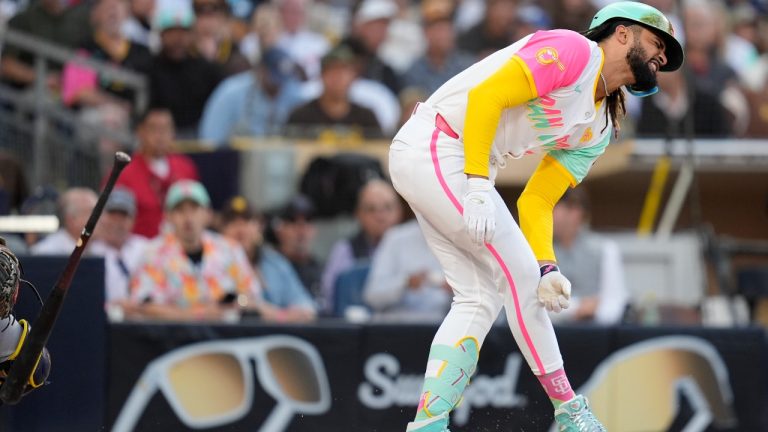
[
  {"left": 0, "top": 318, "right": 51, "bottom": 395},
  {"left": 0, "top": 238, "right": 51, "bottom": 397}
]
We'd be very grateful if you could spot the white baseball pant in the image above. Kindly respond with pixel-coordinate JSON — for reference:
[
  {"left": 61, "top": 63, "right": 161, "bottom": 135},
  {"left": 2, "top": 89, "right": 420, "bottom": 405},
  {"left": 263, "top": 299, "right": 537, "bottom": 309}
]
[{"left": 389, "top": 103, "right": 563, "bottom": 376}]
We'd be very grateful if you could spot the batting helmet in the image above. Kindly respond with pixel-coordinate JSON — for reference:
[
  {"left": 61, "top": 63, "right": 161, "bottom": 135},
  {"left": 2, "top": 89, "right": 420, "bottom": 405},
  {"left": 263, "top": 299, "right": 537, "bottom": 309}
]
[{"left": 589, "top": 1, "right": 684, "bottom": 72}]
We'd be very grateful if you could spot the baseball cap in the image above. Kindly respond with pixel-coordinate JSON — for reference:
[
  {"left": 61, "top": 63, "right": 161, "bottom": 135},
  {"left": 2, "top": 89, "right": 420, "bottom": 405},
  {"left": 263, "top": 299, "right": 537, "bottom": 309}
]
[
  {"left": 104, "top": 188, "right": 136, "bottom": 217},
  {"left": 354, "top": 0, "right": 397, "bottom": 25},
  {"left": 153, "top": 7, "right": 195, "bottom": 32},
  {"left": 321, "top": 44, "right": 358, "bottom": 70},
  {"left": 220, "top": 195, "right": 258, "bottom": 224},
  {"left": 20, "top": 186, "right": 58, "bottom": 216},
  {"left": 277, "top": 195, "right": 315, "bottom": 222},
  {"left": 260, "top": 48, "right": 297, "bottom": 86},
  {"left": 165, "top": 180, "right": 211, "bottom": 210}
]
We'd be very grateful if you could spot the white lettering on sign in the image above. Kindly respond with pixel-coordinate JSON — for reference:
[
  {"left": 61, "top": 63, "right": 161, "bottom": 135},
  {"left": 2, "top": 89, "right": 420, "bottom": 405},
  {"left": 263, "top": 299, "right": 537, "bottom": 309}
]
[{"left": 357, "top": 353, "right": 528, "bottom": 426}]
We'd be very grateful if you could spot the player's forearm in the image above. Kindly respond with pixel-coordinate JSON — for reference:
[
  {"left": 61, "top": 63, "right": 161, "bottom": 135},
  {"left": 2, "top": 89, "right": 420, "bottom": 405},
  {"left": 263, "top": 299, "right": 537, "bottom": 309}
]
[{"left": 518, "top": 156, "right": 572, "bottom": 261}]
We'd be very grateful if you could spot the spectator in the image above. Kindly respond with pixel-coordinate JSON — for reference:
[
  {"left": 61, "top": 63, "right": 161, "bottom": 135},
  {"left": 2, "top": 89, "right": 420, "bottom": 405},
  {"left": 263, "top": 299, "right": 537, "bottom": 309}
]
[
  {"left": 90, "top": 188, "right": 148, "bottom": 306},
  {"left": 286, "top": 44, "right": 382, "bottom": 139},
  {"left": 198, "top": 46, "right": 305, "bottom": 145},
  {"left": 31, "top": 187, "right": 98, "bottom": 255},
  {"left": 148, "top": 6, "right": 224, "bottom": 137},
  {"left": 636, "top": 67, "right": 731, "bottom": 138},
  {"left": 219, "top": 195, "right": 317, "bottom": 322},
  {"left": 344, "top": 0, "right": 402, "bottom": 94},
  {"left": 402, "top": 0, "right": 475, "bottom": 96},
  {"left": 511, "top": 4, "right": 552, "bottom": 41},
  {"left": 549, "top": 188, "right": 628, "bottom": 325},
  {"left": 363, "top": 219, "right": 451, "bottom": 321},
  {"left": 115, "top": 107, "right": 199, "bottom": 238},
  {"left": 682, "top": 0, "right": 749, "bottom": 135},
  {"left": 275, "top": 0, "right": 330, "bottom": 81},
  {"left": 122, "top": 0, "right": 154, "bottom": 47},
  {"left": 191, "top": 0, "right": 250, "bottom": 76},
  {"left": 127, "top": 180, "right": 265, "bottom": 321},
  {"left": 0, "top": 0, "right": 92, "bottom": 89},
  {"left": 268, "top": 195, "right": 323, "bottom": 300},
  {"left": 18, "top": 186, "right": 59, "bottom": 250},
  {"left": 0, "top": 151, "right": 28, "bottom": 215},
  {"left": 547, "top": 0, "right": 596, "bottom": 33},
  {"left": 320, "top": 179, "right": 402, "bottom": 313},
  {"left": 457, "top": 0, "right": 516, "bottom": 59},
  {"left": 76, "top": 0, "right": 153, "bottom": 107},
  {"left": 378, "top": 0, "right": 426, "bottom": 74}
]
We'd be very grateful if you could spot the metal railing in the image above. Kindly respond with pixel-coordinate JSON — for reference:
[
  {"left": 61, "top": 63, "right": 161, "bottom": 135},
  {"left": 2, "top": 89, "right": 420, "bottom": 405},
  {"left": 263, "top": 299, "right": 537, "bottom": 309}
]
[{"left": 0, "top": 27, "right": 148, "bottom": 189}]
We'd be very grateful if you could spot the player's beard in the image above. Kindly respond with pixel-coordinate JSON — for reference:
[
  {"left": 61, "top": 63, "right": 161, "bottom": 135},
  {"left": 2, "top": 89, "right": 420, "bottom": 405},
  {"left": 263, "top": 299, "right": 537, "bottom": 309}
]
[{"left": 626, "top": 43, "right": 658, "bottom": 92}]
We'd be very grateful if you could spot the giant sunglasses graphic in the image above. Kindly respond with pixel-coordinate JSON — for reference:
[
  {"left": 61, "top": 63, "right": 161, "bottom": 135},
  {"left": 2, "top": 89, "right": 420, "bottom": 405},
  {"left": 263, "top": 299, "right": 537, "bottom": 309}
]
[
  {"left": 113, "top": 335, "right": 331, "bottom": 431},
  {"left": 550, "top": 336, "right": 737, "bottom": 432}
]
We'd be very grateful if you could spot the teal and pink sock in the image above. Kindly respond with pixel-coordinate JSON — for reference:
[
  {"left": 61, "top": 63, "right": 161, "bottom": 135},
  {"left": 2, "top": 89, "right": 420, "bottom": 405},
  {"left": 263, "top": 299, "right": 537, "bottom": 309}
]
[{"left": 536, "top": 368, "right": 576, "bottom": 408}]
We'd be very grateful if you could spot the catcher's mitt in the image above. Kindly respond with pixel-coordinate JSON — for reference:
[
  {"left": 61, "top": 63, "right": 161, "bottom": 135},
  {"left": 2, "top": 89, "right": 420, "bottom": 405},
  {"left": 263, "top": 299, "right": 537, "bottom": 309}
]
[{"left": 0, "top": 237, "right": 21, "bottom": 320}]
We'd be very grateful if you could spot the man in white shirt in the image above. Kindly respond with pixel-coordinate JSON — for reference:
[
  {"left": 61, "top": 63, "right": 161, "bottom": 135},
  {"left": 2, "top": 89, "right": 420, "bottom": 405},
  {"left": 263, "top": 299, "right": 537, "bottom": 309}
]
[
  {"left": 31, "top": 187, "right": 98, "bottom": 255},
  {"left": 363, "top": 219, "right": 451, "bottom": 321},
  {"left": 90, "top": 188, "right": 148, "bottom": 307}
]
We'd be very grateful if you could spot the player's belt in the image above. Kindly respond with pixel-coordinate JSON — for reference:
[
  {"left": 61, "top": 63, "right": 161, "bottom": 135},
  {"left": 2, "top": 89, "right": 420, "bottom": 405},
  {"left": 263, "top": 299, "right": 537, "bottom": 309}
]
[{"left": 413, "top": 102, "right": 459, "bottom": 140}]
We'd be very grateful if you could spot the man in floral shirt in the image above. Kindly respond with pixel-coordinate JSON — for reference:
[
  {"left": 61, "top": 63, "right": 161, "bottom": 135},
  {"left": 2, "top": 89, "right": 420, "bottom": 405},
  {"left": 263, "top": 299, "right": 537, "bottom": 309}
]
[{"left": 127, "top": 180, "right": 263, "bottom": 321}]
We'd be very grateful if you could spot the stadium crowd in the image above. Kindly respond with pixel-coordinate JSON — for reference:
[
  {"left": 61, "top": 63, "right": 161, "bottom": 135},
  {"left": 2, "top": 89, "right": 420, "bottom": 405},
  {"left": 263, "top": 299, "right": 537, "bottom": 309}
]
[{"left": 0, "top": 0, "right": 767, "bottom": 324}]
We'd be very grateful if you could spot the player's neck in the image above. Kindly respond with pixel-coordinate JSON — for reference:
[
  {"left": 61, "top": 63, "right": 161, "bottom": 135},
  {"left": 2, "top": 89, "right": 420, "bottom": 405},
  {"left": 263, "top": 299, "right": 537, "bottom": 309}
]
[{"left": 598, "top": 43, "right": 635, "bottom": 93}]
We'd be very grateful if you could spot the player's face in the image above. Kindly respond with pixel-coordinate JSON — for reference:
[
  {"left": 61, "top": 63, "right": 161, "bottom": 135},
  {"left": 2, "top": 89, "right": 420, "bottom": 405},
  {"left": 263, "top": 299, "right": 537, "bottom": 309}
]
[{"left": 626, "top": 29, "right": 667, "bottom": 92}]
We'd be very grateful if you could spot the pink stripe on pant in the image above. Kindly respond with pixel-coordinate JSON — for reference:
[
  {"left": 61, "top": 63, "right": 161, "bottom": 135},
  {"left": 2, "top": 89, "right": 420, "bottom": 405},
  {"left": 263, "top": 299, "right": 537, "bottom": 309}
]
[{"left": 428, "top": 113, "right": 547, "bottom": 375}]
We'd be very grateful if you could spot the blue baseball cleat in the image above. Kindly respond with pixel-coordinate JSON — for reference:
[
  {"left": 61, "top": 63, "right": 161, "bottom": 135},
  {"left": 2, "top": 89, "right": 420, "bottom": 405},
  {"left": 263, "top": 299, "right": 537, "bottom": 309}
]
[{"left": 554, "top": 395, "right": 607, "bottom": 432}]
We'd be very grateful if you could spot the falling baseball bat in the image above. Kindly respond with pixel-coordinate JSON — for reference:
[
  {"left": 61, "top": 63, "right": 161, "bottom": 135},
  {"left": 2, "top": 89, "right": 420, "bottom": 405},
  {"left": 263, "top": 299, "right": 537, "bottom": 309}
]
[{"left": 0, "top": 152, "right": 131, "bottom": 405}]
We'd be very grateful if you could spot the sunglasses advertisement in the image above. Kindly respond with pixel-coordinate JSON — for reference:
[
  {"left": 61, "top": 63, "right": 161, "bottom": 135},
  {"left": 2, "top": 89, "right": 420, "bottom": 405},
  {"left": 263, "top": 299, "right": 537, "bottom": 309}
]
[{"left": 104, "top": 324, "right": 765, "bottom": 432}]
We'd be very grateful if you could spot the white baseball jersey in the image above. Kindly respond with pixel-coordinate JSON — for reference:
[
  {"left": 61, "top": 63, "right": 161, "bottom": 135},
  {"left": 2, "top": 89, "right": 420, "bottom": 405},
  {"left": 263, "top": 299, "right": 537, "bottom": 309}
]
[{"left": 427, "top": 29, "right": 612, "bottom": 184}]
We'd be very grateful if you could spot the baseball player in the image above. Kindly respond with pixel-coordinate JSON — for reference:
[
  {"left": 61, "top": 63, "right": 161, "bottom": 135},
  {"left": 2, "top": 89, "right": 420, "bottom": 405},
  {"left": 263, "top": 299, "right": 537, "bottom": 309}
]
[
  {"left": 389, "top": 2, "right": 683, "bottom": 431},
  {"left": 0, "top": 237, "right": 52, "bottom": 399}
]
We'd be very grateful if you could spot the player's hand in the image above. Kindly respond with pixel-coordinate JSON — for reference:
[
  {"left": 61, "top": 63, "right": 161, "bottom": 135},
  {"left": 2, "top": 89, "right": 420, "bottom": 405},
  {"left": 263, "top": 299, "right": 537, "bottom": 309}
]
[
  {"left": 538, "top": 270, "right": 572, "bottom": 313},
  {"left": 462, "top": 177, "right": 495, "bottom": 246}
]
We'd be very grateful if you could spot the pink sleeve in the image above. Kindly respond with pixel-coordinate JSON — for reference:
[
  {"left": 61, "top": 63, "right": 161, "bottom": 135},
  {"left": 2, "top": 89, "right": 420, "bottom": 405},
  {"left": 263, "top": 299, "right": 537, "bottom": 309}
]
[{"left": 514, "top": 29, "right": 591, "bottom": 97}]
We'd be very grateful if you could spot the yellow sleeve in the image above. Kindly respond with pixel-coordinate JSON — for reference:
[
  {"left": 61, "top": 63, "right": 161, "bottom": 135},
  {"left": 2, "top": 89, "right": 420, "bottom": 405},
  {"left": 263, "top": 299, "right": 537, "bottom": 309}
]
[
  {"left": 464, "top": 56, "right": 537, "bottom": 177},
  {"left": 517, "top": 155, "right": 574, "bottom": 261}
]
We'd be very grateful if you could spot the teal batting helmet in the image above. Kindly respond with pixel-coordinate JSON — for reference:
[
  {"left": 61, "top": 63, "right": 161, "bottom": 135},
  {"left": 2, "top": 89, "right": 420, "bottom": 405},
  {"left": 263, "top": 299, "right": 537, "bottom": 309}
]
[{"left": 589, "top": 1, "right": 684, "bottom": 72}]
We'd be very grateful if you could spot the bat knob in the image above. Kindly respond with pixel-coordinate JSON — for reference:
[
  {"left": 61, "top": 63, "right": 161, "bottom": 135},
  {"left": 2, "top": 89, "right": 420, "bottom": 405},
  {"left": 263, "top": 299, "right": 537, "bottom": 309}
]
[{"left": 115, "top": 152, "right": 132, "bottom": 164}]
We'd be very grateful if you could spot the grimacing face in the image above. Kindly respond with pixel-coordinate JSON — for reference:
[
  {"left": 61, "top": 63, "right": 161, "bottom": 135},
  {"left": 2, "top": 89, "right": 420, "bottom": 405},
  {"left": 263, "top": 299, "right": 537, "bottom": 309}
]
[{"left": 626, "top": 26, "right": 668, "bottom": 92}]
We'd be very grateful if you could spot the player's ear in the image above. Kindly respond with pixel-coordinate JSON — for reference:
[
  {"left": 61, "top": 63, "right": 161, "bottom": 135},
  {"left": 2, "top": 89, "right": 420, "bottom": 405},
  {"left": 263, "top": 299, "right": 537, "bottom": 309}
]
[{"left": 611, "top": 23, "right": 630, "bottom": 46}]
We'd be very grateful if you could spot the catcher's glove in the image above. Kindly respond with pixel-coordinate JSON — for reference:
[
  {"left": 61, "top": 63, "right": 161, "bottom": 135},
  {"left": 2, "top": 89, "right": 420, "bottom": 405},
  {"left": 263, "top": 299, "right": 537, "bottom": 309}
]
[{"left": 0, "top": 237, "right": 21, "bottom": 320}]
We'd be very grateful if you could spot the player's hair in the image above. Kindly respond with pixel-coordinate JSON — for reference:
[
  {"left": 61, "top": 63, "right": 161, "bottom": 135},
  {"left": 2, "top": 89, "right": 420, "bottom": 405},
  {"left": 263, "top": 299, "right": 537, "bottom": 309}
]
[{"left": 581, "top": 20, "right": 641, "bottom": 138}]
